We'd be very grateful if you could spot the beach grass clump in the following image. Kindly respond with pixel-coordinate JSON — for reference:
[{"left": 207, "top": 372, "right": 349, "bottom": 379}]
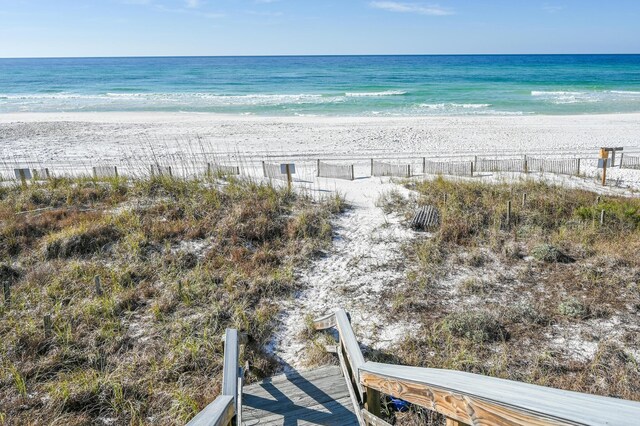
[
  {"left": 530, "top": 243, "right": 571, "bottom": 263},
  {"left": 442, "top": 310, "right": 507, "bottom": 343},
  {"left": 558, "top": 297, "right": 589, "bottom": 319},
  {"left": 0, "top": 175, "right": 341, "bottom": 425},
  {"left": 387, "top": 177, "right": 640, "bottom": 408}
]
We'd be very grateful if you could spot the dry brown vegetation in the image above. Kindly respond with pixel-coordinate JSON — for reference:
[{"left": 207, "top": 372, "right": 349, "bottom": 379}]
[
  {"left": 379, "top": 177, "right": 640, "bottom": 424},
  {"left": 0, "top": 175, "right": 344, "bottom": 425}
]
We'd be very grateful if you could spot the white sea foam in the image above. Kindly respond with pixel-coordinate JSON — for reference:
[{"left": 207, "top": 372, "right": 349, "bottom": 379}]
[
  {"left": 531, "top": 89, "right": 640, "bottom": 105},
  {"left": 531, "top": 91, "right": 584, "bottom": 96},
  {"left": 419, "top": 103, "right": 491, "bottom": 109},
  {"left": 345, "top": 90, "right": 407, "bottom": 97},
  {"left": 609, "top": 90, "right": 640, "bottom": 95}
]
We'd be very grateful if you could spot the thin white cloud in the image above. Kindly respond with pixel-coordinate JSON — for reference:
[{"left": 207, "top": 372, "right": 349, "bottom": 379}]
[
  {"left": 185, "top": 0, "right": 202, "bottom": 8},
  {"left": 369, "top": 1, "right": 454, "bottom": 16},
  {"left": 542, "top": 4, "right": 564, "bottom": 13}
]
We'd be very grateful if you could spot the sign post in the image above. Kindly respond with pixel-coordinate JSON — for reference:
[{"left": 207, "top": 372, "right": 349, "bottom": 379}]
[
  {"left": 280, "top": 163, "right": 295, "bottom": 190},
  {"left": 599, "top": 148, "right": 610, "bottom": 186}
]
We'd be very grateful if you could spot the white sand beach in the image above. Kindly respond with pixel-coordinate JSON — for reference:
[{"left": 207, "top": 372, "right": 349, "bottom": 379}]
[{"left": 2, "top": 112, "right": 640, "bottom": 163}]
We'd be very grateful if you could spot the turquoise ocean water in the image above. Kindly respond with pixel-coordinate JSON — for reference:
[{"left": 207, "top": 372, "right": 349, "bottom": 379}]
[{"left": 1, "top": 55, "right": 639, "bottom": 116}]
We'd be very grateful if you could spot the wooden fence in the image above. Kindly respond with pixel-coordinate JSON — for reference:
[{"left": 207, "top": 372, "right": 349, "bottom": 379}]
[
  {"left": 262, "top": 162, "right": 288, "bottom": 181},
  {"left": 318, "top": 161, "right": 355, "bottom": 180},
  {"left": 207, "top": 163, "right": 240, "bottom": 176},
  {"left": 150, "top": 164, "right": 173, "bottom": 177},
  {"left": 93, "top": 166, "right": 119, "bottom": 178},
  {"left": 423, "top": 159, "right": 474, "bottom": 177},
  {"left": 371, "top": 160, "right": 411, "bottom": 178},
  {"left": 622, "top": 155, "right": 640, "bottom": 170},
  {"left": 475, "top": 157, "right": 526, "bottom": 173},
  {"left": 527, "top": 157, "right": 581, "bottom": 176}
]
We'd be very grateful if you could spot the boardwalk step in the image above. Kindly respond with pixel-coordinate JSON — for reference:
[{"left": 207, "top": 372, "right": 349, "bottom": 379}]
[{"left": 242, "top": 365, "right": 358, "bottom": 425}]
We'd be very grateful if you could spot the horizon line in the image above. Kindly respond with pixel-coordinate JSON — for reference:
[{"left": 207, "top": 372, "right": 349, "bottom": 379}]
[{"left": 2, "top": 53, "right": 640, "bottom": 60}]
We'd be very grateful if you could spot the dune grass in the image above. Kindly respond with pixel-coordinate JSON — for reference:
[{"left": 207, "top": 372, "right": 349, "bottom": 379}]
[{"left": 0, "top": 175, "right": 343, "bottom": 425}]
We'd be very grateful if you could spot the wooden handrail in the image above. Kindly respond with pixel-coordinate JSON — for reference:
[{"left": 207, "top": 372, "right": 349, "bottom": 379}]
[
  {"left": 187, "top": 329, "right": 241, "bottom": 426},
  {"left": 314, "top": 309, "right": 640, "bottom": 426}
]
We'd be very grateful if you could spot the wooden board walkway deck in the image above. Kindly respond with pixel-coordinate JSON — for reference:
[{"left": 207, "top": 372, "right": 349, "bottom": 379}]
[{"left": 242, "top": 365, "right": 359, "bottom": 426}]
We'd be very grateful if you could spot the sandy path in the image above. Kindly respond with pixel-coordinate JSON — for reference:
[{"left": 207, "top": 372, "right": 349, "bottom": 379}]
[{"left": 267, "top": 177, "right": 418, "bottom": 369}]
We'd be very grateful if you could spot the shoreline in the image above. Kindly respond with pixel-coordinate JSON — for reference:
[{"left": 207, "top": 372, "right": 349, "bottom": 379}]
[{"left": 4, "top": 110, "right": 640, "bottom": 123}]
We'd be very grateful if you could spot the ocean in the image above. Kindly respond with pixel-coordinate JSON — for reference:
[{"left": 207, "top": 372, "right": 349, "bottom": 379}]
[{"left": 1, "top": 55, "right": 640, "bottom": 116}]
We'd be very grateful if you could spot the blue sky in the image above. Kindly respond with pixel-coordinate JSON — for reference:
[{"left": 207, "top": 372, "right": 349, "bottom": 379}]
[{"left": 0, "top": 0, "right": 639, "bottom": 57}]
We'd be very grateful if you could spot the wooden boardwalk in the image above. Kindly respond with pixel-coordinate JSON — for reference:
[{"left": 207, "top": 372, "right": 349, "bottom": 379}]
[{"left": 242, "top": 365, "right": 358, "bottom": 425}]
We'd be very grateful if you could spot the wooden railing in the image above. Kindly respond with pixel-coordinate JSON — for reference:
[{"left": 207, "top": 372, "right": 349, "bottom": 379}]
[
  {"left": 313, "top": 308, "right": 640, "bottom": 426},
  {"left": 186, "top": 329, "right": 244, "bottom": 426}
]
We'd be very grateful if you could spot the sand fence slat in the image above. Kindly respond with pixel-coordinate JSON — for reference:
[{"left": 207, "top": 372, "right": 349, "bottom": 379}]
[
  {"left": 372, "top": 160, "right": 411, "bottom": 178},
  {"left": 318, "top": 161, "right": 354, "bottom": 180},
  {"left": 622, "top": 155, "right": 640, "bottom": 170},
  {"left": 475, "top": 157, "right": 526, "bottom": 173},
  {"left": 423, "top": 159, "right": 473, "bottom": 177},
  {"left": 527, "top": 157, "right": 581, "bottom": 176}
]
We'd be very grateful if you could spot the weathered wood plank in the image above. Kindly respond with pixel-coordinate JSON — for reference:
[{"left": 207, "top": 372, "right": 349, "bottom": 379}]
[
  {"left": 242, "top": 366, "right": 358, "bottom": 426},
  {"left": 187, "top": 395, "right": 234, "bottom": 426},
  {"left": 222, "top": 329, "right": 239, "bottom": 406},
  {"left": 360, "top": 362, "right": 640, "bottom": 426},
  {"left": 335, "top": 309, "right": 366, "bottom": 400},
  {"left": 338, "top": 344, "right": 366, "bottom": 426},
  {"left": 313, "top": 312, "right": 337, "bottom": 330},
  {"left": 361, "top": 409, "right": 393, "bottom": 426}
]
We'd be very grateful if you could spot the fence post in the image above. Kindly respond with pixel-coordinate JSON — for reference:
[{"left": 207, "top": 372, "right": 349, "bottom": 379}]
[
  {"left": 522, "top": 193, "right": 527, "bottom": 207},
  {"left": 407, "top": 164, "right": 411, "bottom": 178},
  {"left": 285, "top": 164, "right": 292, "bottom": 190},
  {"left": 3, "top": 281, "right": 9, "bottom": 308},
  {"left": 317, "top": 159, "right": 321, "bottom": 177},
  {"left": 350, "top": 165, "right": 355, "bottom": 181},
  {"left": 114, "top": 166, "right": 119, "bottom": 178},
  {"left": 95, "top": 276, "right": 103, "bottom": 297},
  {"left": 600, "top": 209, "right": 605, "bottom": 225},
  {"left": 262, "top": 161, "right": 266, "bottom": 178},
  {"left": 577, "top": 158, "right": 581, "bottom": 175},
  {"left": 524, "top": 155, "right": 528, "bottom": 174},
  {"left": 470, "top": 161, "right": 474, "bottom": 177},
  {"left": 423, "top": 157, "right": 426, "bottom": 174},
  {"left": 507, "top": 200, "right": 512, "bottom": 228},
  {"left": 370, "top": 159, "right": 374, "bottom": 177},
  {"left": 619, "top": 153, "right": 624, "bottom": 168},
  {"left": 44, "top": 315, "right": 52, "bottom": 338},
  {"left": 366, "top": 387, "right": 381, "bottom": 418},
  {"left": 19, "top": 169, "right": 27, "bottom": 187}
]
